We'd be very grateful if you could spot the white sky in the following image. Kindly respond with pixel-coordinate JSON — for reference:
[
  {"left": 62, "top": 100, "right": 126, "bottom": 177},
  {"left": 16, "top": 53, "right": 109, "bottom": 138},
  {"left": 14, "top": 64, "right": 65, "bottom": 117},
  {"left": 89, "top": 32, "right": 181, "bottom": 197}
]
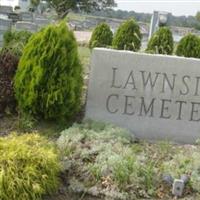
[{"left": 116, "top": 0, "right": 200, "bottom": 16}]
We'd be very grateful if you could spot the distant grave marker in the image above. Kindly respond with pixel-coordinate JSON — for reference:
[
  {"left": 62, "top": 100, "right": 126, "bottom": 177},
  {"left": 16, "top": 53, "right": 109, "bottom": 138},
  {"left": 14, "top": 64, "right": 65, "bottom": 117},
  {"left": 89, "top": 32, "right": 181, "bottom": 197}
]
[
  {"left": 20, "top": 12, "right": 33, "bottom": 22},
  {"left": 0, "top": 6, "right": 13, "bottom": 15},
  {"left": 34, "top": 17, "right": 50, "bottom": 27},
  {"left": 86, "top": 48, "right": 200, "bottom": 143},
  {"left": 15, "top": 21, "right": 38, "bottom": 32}
]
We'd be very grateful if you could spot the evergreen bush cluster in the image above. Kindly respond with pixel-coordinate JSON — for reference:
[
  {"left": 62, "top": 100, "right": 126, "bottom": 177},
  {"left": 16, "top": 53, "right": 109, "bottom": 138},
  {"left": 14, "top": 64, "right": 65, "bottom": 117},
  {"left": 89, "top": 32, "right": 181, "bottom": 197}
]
[
  {"left": 89, "top": 22, "right": 113, "bottom": 48},
  {"left": 14, "top": 22, "right": 83, "bottom": 121},
  {"left": 0, "top": 133, "right": 60, "bottom": 200},
  {"left": 89, "top": 19, "right": 142, "bottom": 51},
  {"left": 175, "top": 33, "right": 200, "bottom": 58},
  {"left": 146, "top": 27, "right": 174, "bottom": 55},
  {"left": 3, "top": 30, "right": 32, "bottom": 56},
  {"left": 112, "top": 19, "right": 142, "bottom": 51},
  {"left": 0, "top": 49, "right": 19, "bottom": 115}
]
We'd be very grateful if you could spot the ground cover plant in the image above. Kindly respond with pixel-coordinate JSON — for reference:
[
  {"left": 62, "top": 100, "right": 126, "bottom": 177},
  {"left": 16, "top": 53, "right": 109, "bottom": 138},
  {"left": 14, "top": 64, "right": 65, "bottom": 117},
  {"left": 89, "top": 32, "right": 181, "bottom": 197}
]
[
  {"left": 0, "top": 133, "right": 60, "bottom": 200},
  {"left": 57, "top": 120, "right": 200, "bottom": 200},
  {"left": 14, "top": 21, "right": 83, "bottom": 121}
]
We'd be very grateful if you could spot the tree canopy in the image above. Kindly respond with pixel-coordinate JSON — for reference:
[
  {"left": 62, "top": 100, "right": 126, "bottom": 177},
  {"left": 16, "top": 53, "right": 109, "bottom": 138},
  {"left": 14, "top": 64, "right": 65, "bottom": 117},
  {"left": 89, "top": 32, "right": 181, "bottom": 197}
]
[{"left": 47, "top": 0, "right": 116, "bottom": 18}]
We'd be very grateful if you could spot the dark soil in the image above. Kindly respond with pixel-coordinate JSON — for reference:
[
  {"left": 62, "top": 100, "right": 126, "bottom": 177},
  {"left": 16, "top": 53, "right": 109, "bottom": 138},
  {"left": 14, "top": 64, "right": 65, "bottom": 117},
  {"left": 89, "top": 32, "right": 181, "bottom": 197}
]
[{"left": 44, "top": 184, "right": 102, "bottom": 200}]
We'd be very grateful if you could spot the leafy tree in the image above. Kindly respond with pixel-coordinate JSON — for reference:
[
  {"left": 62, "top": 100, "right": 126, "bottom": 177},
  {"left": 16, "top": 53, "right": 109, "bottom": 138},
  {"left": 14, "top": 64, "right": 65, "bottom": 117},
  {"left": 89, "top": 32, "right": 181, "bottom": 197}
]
[
  {"left": 175, "top": 34, "right": 200, "bottom": 58},
  {"left": 14, "top": 22, "right": 83, "bottom": 121},
  {"left": 47, "top": 0, "right": 116, "bottom": 18},
  {"left": 112, "top": 19, "right": 142, "bottom": 51},
  {"left": 30, "top": 0, "right": 40, "bottom": 8},
  {"left": 146, "top": 27, "right": 174, "bottom": 55},
  {"left": 89, "top": 22, "right": 113, "bottom": 48}
]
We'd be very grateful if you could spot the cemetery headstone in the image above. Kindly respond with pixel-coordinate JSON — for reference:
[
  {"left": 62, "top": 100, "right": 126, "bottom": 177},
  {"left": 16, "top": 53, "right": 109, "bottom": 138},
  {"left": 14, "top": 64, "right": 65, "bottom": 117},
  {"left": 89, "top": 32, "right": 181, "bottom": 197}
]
[
  {"left": 34, "top": 17, "right": 50, "bottom": 28},
  {"left": 86, "top": 48, "right": 200, "bottom": 143},
  {"left": 15, "top": 21, "right": 38, "bottom": 32},
  {"left": 0, "top": 6, "right": 13, "bottom": 15},
  {"left": 19, "top": 12, "right": 33, "bottom": 22},
  {"left": 8, "top": 13, "right": 20, "bottom": 23}
]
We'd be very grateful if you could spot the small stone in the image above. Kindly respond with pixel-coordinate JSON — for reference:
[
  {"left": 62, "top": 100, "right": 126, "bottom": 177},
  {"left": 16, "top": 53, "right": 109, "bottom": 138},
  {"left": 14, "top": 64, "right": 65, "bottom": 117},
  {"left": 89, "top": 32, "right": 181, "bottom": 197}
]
[
  {"left": 172, "top": 179, "right": 185, "bottom": 197},
  {"left": 163, "top": 174, "right": 174, "bottom": 185}
]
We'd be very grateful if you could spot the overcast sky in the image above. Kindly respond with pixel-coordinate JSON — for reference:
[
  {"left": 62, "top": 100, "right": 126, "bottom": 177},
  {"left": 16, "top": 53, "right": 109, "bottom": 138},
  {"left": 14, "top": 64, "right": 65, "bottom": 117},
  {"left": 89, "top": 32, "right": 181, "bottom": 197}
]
[{"left": 115, "top": 0, "right": 200, "bottom": 16}]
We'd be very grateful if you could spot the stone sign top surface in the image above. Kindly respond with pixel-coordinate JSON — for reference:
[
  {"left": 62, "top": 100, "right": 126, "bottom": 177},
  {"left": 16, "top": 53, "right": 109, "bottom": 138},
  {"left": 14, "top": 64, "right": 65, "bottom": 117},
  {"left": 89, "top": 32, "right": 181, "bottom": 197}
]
[{"left": 85, "top": 48, "right": 200, "bottom": 143}]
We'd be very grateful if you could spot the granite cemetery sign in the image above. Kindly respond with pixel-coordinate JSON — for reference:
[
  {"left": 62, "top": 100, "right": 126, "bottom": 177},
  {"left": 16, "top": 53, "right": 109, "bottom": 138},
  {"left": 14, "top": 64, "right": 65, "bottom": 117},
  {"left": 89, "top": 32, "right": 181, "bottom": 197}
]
[{"left": 85, "top": 48, "right": 200, "bottom": 143}]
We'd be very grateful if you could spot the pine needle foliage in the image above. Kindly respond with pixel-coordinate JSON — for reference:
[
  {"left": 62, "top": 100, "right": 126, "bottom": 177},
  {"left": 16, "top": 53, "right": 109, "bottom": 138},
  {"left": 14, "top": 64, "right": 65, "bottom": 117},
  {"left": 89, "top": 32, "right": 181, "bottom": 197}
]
[
  {"left": 175, "top": 33, "right": 200, "bottom": 58},
  {"left": 0, "top": 133, "right": 60, "bottom": 200},
  {"left": 14, "top": 22, "right": 83, "bottom": 121},
  {"left": 112, "top": 19, "right": 142, "bottom": 51},
  {"left": 89, "top": 22, "right": 113, "bottom": 49},
  {"left": 3, "top": 30, "right": 32, "bottom": 57},
  {"left": 146, "top": 27, "right": 174, "bottom": 55}
]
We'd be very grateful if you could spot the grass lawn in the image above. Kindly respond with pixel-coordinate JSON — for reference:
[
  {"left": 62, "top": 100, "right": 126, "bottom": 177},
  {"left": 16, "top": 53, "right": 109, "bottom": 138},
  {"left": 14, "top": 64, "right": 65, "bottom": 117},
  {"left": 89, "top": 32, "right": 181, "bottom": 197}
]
[{"left": 78, "top": 45, "right": 91, "bottom": 73}]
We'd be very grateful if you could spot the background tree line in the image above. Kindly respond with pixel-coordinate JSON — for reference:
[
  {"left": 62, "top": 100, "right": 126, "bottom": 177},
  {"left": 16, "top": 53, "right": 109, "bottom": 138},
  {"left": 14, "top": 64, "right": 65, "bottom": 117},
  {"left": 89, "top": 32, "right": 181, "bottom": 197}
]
[{"left": 89, "top": 9, "right": 200, "bottom": 30}]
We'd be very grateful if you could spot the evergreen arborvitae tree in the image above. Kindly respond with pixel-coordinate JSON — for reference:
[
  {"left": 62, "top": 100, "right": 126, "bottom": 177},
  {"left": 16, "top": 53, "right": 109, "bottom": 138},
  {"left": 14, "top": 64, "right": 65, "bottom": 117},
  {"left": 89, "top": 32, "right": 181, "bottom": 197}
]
[
  {"left": 89, "top": 22, "right": 113, "bottom": 49},
  {"left": 175, "top": 34, "right": 200, "bottom": 58},
  {"left": 146, "top": 27, "right": 174, "bottom": 55},
  {"left": 14, "top": 22, "right": 83, "bottom": 121},
  {"left": 112, "top": 19, "right": 142, "bottom": 51}
]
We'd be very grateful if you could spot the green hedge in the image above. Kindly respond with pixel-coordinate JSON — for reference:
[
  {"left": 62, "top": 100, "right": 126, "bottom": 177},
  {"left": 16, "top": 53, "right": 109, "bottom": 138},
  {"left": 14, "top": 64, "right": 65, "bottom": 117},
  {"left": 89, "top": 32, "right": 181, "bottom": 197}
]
[
  {"left": 175, "top": 34, "right": 200, "bottom": 58},
  {"left": 0, "top": 133, "right": 60, "bottom": 200},
  {"left": 89, "top": 22, "right": 113, "bottom": 48},
  {"left": 14, "top": 22, "right": 83, "bottom": 121},
  {"left": 112, "top": 19, "right": 142, "bottom": 51},
  {"left": 146, "top": 27, "right": 174, "bottom": 55}
]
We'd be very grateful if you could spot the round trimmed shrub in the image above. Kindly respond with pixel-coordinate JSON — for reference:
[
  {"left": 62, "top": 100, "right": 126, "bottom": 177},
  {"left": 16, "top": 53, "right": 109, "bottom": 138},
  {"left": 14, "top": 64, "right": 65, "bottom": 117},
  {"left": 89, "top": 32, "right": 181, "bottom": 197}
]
[
  {"left": 0, "top": 49, "right": 19, "bottom": 114},
  {"left": 89, "top": 22, "right": 113, "bottom": 49},
  {"left": 175, "top": 34, "right": 200, "bottom": 58},
  {"left": 0, "top": 133, "right": 60, "bottom": 200},
  {"left": 112, "top": 19, "right": 142, "bottom": 51},
  {"left": 146, "top": 27, "right": 174, "bottom": 55},
  {"left": 14, "top": 22, "right": 83, "bottom": 120}
]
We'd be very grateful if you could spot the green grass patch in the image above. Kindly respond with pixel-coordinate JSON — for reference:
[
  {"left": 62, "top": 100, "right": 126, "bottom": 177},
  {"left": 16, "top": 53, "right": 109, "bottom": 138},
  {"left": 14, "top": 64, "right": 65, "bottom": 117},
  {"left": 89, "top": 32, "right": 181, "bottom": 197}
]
[
  {"left": 67, "top": 13, "right": 86, "bottom": 22},
  {"left": 78, "top": 46, "right": 91, "bottom": 73}
]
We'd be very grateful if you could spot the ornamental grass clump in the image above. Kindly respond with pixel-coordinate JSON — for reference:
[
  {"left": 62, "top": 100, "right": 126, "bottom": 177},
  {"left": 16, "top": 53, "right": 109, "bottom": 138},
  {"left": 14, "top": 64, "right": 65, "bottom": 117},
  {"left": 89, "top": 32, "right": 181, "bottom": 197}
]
[
  {"left": 0, "top": 133, "right": 60, "bottom": 200},
  {"left": 14, "top": 22, "right": 83, "bottom": 121},
  {"left": 112, "top": 19, "right": 142, "bottom": 51},
  {"left": 146, "top": 27, "right": 174, "bottom": 55},
  {"left": 89, "top": 22, "right": 113, "bottom": 48},
  {"left": 175, "top": 34, "right": 200, "bottom": 58}
]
